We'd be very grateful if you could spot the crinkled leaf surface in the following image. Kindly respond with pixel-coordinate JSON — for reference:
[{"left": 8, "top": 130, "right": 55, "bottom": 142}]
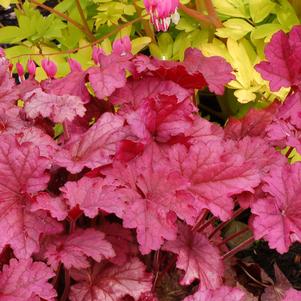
[
  {"left": 0, "top": 258, "right": 56, "bottom": 301},
  {"left": 42, "top": 228, "right": 115, "bottom": 269},
  {"left": 103, "top": 146, "right": 194, "bottom": 254},
  {"left": 24, "top": 88, "right": 86, "bottom": 123},
  {"left": 0, "top": 134, "right": 62, "bottom": 258},
  {"left": 168, "top": 140, "right": 260, "bottom": 221},
  {"left": 251, "top": 163, "right": 301, "bottom": 253},
  {"left": 163, "top": 224, "right": 223, "bottom": 289},
  {"left": 255, "top": 25, "right": 301, "bottom": 91},
  {"left": 55, "top": 112, "right": 127, "bottom": 173},
  {"left": 61, "top": 176, "right": 125, "bottom": 218},
  {"left": 69, "top": 258, "right": 152, "bottom": 301}
]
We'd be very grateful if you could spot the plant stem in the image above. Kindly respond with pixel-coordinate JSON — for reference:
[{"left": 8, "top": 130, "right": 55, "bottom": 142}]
[
  {"left": 208, "top": 208, "right": 245, "bottom": 239},
  {"left": 29, "top": 0, "right": 95, "bottom": 41},
  {"left": 192, "top": 209, "right": 210, "bottom": 232},
  {"left": 195, "top": 215, "right": 218, "bottom": 233},
  {"left": 11, "top": 15, "right": 146, "bottom": 60},
  {"left": 179, "top": 3, "right": 222, "bottom": 28},
  {"left": 286, "top": 146, "right": 294, "bottom": 158},
  {"left": 156, "top": 255, "right": 177, "bottom": 285},
  {"left": 75, "top": 0, "right": 96, "bottom": 41},
  {"left": 222, "top": 237, "right": 255, "bottom": 260},
  {"left": 204, "top": 0, "right": 223, "bottom": 27},
  {"left": 217, "top": 227, "right": 250, "bottom": 247}
]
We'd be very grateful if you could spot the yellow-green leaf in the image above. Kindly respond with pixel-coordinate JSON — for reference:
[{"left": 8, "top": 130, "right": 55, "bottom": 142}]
[
  {"left": 249, "top": 0, "right": 275, "bottom": 23},
  {"left": 131, "top": 37, "right": 152, "bottom": 55},
  {"left": 216, "top": 18, "right": 254, "bottom": 40}
]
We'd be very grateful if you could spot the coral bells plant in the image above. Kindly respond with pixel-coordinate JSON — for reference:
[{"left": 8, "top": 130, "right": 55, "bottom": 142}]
[{"left": 1, "top": 27, "right": 301, "bottom": 301}]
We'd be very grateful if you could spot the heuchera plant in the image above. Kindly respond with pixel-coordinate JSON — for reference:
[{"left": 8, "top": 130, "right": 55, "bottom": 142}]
[{"left": 1, "top": 24, "right": 301, "bottom": 300}]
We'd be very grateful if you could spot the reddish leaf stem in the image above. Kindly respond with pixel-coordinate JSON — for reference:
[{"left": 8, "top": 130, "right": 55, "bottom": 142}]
[
  {"left": 10, "top": 15, "right": 145, "bottom": 60},
  {"left": 195, "top": 215, "right": 218, "bottom": 234},
  {"left": 208, "top": 208, "right": 245, "bottom": 239},
  {"left": 217, "top": 227, "right": 250, "bottom": 247},
  {"left": 179, "top": 3, "right": 222, "bottom": 28},
  {"left": 286, "top": 146, "right": 294, "bottom": 158},
  {"left": 29, "top": 0, "right": 95, "bottom": 41},
  {"left": 156, "top": 255, "right": 177, "bottom": 285},
  {"left": 75, "top": 0, "right": 96, "bottom": 41},
  {"left": 222, "top": 237, "right": 255, "bottom": 260},
  {"left": 192, "top": 209, "right": 210, "bottom": 232}
]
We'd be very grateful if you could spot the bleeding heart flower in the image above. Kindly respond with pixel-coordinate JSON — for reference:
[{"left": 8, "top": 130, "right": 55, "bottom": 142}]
[
  {"left": 16, "top": 62, "right": 24, "bottom": 77},
  {"left": 27, "top": 60, "right": 36, "bottom": 77},
  {"left": 41, "top": 59, "right": 57, "bottom": 78},
  {"left": 143, "top": 0, "right": 179, "bottom": 31}
]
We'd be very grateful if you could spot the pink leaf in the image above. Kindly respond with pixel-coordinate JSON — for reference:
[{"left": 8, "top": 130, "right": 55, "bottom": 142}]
[
  {"left": 266, "top": 93, "right": 301, "bottom": 152},
  {"left": 126, "top": 96, "right": 196, "bottom": 143},
  {"left": 133, "top": 48, "right": 234, "bottom": 94},
  {"left": 110, "top": 77, "right": 190, "bottom": 111},
  {"left": 42, "top": 228, "right": 115, "bottom": 269},
  {"left": 255, "top": 26, "right": 301, "bottom": 91},
  {"left": 282, "top": 288, "right": 301, "bottom": 301},
  {"left": 163, "top": 224, "right": 223, "bottom": 288},
  {"left": 88, "top": 54, "right": 131, "bottom": 99},
  {"left": 0, "top": 258, "right": 56, "bottom": 301},
  {"left": 69, "top": 258, "right": 153, "bottom": 301},
  {"left": 16, "top": 127, "right": 58, "bottom": 159},
  {"left": 0, "top": 134, "right": 62, "bottom": 258},
  {"left": 251, "top": 163, "right": 301, "bottom": 253},
  {"left": 0, "top": 106, "right": 25, "bottom": 134},
  {"left": 225, "top": 104, "right": 278, "bottom": 140},
  {"left": 183, "top": 48, "right": 235, "bottom": 94},
  {"left": 55, "top": 113, "right": 127, "bottom": 173},
  {"left": 0, "top": 57, "right": 19, "bottom": 106},
  {"left": 103, "top": 145, "right": 194, "bottom": 254},
  {"left": 100, "top": 223, "right": 138, "bottom": 266},
  {"left": 41, "top": 67, "right": 90, "bottom": 104},
  {"left": 168, "top": 140, "right": 260, "bottom": 221},
  {"left": 31, "top": 192, "right": 68, "bottom": 221},
  {"left": 24, "top": 88, "right": 86, "bottom": 123},
  {"left": 184, "top": 286, "right": 246, "bottom": 301},
  {"left": 61, "top": 176, "right": 126, "bottom": 218}
]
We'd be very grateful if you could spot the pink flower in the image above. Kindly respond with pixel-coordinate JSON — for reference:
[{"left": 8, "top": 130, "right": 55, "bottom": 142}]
[
  {"left": 112, "top": 36, "right": 132, "bottom": 56},
  {"left": 144, "top": 0, "right": 179, "bottom": 31},
  {"left": 16, "top": 62, "right": 24, "bottom": 77},
  {"left": 27, "top": 60, "right": 36, "bottom": 77},
  {"left": 41, "top": 59, "right": 57, "bottom": 78}
]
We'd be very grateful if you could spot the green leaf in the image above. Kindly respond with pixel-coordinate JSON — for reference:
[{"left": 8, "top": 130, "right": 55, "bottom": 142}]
[
  {"left": 249, "top": 0, "right": 275, "bottom": 23},
  {"left": 251, "top": 23, "right": 283, "bottom": 41},
  {"left": 158, "top": 33, "right": 174, "bottom": 60},
  {"left": 223, "top": 221, "right": 252, "bottom": 249},
  {"left": 0, "top": 0, "right": 17, "bottom": 8},
  {"left": 216, "top": 18, "right": 254, "bottom": 40},
  {"left": 212, "top": 0, "right": 250, "bottom": 18},
  {"left": 175, "top": 14, "right": 199, "bottom": 33},
  {"left": 131, "top": 37, "right": 152, "bottom": 54},
  {"left": 276, "top": 0, "right": 300, "bottom": 29},
  {"left": 0, "top": 26, "right": 23, "bottom": 43}
]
